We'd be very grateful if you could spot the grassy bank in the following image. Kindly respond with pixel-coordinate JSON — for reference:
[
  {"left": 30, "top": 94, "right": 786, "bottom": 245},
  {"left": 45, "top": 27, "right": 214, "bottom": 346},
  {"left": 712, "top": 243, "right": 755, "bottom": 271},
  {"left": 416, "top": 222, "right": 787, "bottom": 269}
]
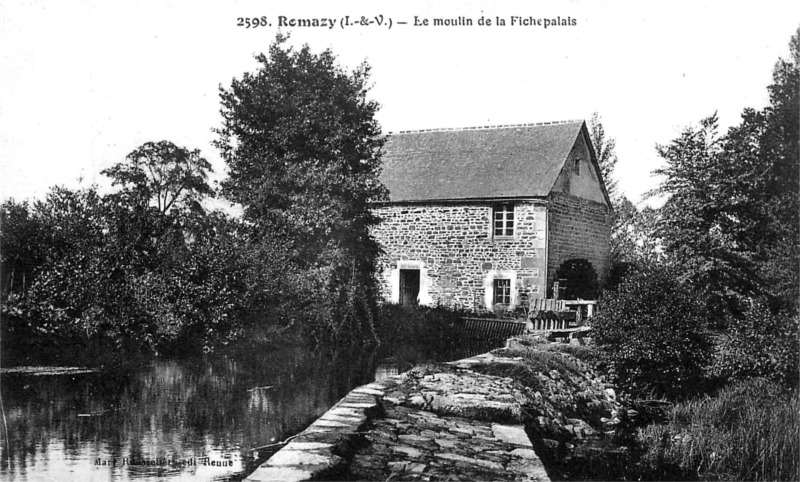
[{"left": 637, "top": 378, "right": 799, "bottom": 481}]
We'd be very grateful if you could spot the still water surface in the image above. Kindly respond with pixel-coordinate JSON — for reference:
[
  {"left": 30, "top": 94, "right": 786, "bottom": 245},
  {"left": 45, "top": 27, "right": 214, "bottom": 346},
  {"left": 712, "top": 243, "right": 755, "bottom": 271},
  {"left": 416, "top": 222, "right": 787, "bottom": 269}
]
[{"left": 1, "top": 342, "right": 496, "bottom": 481}]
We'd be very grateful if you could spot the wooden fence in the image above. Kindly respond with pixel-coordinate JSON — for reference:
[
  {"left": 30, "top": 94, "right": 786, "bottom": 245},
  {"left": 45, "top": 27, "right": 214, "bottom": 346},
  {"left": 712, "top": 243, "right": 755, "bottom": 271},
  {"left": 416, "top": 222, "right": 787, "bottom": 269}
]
[
  {"left": 528, "top": 299, "right": 567, "bottom": 312},
  {"left": 528, "top": 311, "right": 578, "bottom": 331},
  {"left": 459, "top": 317, "right": 527, "bottom": 340}
]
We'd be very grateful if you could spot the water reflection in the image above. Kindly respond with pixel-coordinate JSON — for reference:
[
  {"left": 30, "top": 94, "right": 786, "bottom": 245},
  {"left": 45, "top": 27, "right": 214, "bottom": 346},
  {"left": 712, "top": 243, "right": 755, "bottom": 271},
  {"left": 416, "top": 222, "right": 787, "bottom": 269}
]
[{"left": 1, "top": 341, "right": 498, "bottom": 481}]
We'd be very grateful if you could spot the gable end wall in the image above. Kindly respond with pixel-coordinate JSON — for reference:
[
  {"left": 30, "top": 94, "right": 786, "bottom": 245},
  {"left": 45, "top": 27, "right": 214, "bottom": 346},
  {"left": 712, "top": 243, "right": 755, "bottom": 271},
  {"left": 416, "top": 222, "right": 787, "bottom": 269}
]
[{"left": 546, "top": 191, "right": 611, "bottom": 295}]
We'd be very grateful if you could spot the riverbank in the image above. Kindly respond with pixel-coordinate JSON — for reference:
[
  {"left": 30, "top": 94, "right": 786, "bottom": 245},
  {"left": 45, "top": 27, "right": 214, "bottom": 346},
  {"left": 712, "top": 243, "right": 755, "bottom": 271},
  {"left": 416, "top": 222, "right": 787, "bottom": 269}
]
[{"left": 246, "top": 339, "right": 620, "bottom": 481}]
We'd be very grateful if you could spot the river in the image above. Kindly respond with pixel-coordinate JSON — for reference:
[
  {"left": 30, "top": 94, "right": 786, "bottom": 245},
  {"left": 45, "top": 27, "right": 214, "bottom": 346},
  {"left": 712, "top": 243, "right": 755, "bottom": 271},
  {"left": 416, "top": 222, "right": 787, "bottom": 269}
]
[{"left": 0, "top": 341, "right": 498, "bottom": 481}]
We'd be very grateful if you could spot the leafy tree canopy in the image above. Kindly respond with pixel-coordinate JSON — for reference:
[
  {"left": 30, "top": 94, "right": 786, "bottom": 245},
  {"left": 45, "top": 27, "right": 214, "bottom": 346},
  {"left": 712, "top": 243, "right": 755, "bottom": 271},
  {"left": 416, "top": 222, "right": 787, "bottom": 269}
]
[
  {"left": 215, "top": 34, "right": 388, "bottom": 344},
  {"left": 646, "top": 27, "right": 800, "bottom": 313},
  {"left": 102, "top": 140, "right": 213, "bottom": 214},
  {"left": 215, "top": 34, "right": 387, "bottom": 270}
]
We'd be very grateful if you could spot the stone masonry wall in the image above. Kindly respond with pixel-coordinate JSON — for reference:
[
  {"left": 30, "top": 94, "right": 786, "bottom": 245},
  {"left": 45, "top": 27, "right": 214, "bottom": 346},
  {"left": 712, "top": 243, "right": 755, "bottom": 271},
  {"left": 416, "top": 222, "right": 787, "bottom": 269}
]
[
  {"left": 371, "top": 202, "right": 547, "bottom": 312},
  {"left": 546, "top": 192, "right": 611, "bottom": 296}
]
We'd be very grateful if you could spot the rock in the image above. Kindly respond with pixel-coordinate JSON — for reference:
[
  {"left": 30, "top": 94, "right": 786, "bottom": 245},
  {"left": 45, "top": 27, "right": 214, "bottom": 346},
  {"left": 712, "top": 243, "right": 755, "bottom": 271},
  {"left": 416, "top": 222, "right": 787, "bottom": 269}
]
[
  {"left": 267, "top": 449, "right": 332, "bottom": 466},
  {"left": 397, "top": 434, "right": 429, "bottom": 444},
  {"left": 541, "top": 438, "right": 560, "bottom": 450},
  {"left": 448, "top": 426, "right": 475, "bottom": 437},
  {"left": 507, "top": 457, "right": 550, "bottom": 481},
  {"left": 434, "top": 438, "right": 458, "bottom": 449},
  {"left": 491, "top": 424, "right": 532, "bottom": 447},
  {"left": 510, "top": 448, "right": 538, "bottom": 459},
  {"left": 434, "top": 453, "right": 504, "bottom": 471},
  {"left": 388, "top": 461, "right": 426, "bottom": 473},
  {"left": 388, "top": 461, "right": 408, "bottom": 472},
  {"left": 391, "top": 445, "right": 423, "bottom": 458}
]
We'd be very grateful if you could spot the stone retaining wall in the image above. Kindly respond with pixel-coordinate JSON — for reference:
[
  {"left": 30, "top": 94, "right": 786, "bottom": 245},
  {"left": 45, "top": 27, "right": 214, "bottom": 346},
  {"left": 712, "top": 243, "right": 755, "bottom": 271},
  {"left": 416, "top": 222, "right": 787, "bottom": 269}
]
[{"left": 245, "top": 377, "right": 397, "bottom": 481}]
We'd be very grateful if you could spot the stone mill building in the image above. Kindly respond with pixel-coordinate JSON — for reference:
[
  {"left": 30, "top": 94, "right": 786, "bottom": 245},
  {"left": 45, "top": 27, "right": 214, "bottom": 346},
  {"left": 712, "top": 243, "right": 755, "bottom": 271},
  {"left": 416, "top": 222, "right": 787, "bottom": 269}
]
[{"left": 371, "top": 120, "right": 612, "bottom": 311}]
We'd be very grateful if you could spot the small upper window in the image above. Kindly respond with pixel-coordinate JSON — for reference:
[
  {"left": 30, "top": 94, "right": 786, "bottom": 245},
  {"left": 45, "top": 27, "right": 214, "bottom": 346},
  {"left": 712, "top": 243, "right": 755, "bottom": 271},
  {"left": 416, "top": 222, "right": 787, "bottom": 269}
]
[
  {"left": 574, "top": 158, "right": 581, "bottom": 176},
  {"left": 493, "top": 204, "right": 514, "bottom": 237}
]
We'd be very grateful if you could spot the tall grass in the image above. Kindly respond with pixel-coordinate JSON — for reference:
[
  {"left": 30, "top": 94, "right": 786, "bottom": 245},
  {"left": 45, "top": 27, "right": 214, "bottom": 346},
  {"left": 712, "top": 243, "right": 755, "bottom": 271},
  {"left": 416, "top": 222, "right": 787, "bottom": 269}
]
[
  {"left": 637, "top": 378, "right": 799, "bottom": 481},
  {"left": 492, "top": 347, "right": 588, "bottom": 379},
  {"left": 508, "top": 334, "right": 602, "bottom": 367}
]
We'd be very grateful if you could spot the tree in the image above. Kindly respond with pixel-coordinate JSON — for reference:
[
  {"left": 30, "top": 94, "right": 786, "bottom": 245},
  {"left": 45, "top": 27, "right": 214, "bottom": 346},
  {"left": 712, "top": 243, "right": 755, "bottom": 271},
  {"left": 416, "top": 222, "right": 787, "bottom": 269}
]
[
  {"left": 746, "top": 26, "right": 799, "bottom": 310},
  {"left": 647, "top": 114, "right": 758, "bottom": 313},
  {"left": 102, "top": 140, "right": 213, "bottom": 214},
  {"left": 609, "top": 196, "right": 661, "bottom": 267},
  {"left": 647, "top": 27, "right": 800, "bottom": 313},
  {"left": 0, "top": 200, "right": 46, "bottom": 298},
  {"left": 215, "top": 34, "right": 388, "bottom": 343},
  {"left": 589, "top": 112, "right": 619, "bottom": 202}
]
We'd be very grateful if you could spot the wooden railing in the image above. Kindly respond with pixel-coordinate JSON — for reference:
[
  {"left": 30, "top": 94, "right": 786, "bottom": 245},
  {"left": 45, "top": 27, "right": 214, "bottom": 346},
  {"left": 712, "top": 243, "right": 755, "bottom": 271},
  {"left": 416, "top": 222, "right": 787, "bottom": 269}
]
[{"left": 459, "top": 317, "right": 527, "bottom": 340}]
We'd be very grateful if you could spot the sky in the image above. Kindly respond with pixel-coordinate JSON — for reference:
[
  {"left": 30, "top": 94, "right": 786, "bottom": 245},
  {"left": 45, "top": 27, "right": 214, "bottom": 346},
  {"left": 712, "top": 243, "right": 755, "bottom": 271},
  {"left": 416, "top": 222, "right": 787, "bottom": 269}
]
[{"left": 1, "top": 0, "right": 798, "bottom": 208}]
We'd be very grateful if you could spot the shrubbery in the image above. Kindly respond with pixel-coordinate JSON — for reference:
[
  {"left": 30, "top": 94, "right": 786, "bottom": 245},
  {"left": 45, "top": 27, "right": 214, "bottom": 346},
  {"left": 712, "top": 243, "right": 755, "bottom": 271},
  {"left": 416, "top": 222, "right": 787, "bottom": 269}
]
[
  {"left": 636, "top": 378, "right": 799, "bottom": 481},
  {"left": 0, "top": 193, "right": 291, "bottom": 361},
  {"left": 712, "top": 301, "right": 799, "bottom": 388},
  {"left": 2, "top": 37, "right": 391, "bottom": 362},
  {"left": 592, "top": 267, "right": 712, "bottom": 399},
  {"left": 373, "top": 304, "right": 466, "bottom": 354}
]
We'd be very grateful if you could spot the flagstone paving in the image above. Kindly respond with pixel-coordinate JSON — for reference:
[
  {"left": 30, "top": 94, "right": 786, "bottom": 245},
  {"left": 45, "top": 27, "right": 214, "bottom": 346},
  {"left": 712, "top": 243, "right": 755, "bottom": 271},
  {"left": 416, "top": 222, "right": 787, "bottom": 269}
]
[{"left": 246, "top": 350, "right": 554, "bottom": 482}]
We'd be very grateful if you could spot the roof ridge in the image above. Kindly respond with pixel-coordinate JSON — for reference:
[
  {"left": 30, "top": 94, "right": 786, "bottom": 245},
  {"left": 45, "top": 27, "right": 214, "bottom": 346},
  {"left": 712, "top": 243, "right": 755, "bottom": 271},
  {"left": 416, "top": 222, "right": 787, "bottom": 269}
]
[{"left": 389, "top": 119, "right": 584, "bottom": 135}]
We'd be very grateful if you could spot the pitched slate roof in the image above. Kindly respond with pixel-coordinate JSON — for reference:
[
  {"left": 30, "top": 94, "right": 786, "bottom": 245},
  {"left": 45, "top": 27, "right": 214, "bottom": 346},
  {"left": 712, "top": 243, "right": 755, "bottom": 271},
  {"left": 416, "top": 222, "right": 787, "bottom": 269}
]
[{"left": 380, "top": 120, "right": 585, "bottom": 202}]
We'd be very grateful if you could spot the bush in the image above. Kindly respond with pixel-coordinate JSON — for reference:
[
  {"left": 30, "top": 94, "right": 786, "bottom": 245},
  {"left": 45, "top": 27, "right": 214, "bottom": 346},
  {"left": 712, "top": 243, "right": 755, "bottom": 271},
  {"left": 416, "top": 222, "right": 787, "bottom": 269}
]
[
  {"left": 637, "top": 378, "right": 799, "bottom": 481},
  {"left": 606, "top": 261, "right": 637, "bottom": 292},
  {"left": 491, "top": 347, "right": 587, "bottom": 380},
  {"left": 555, "top": 258, "right": 599, "bottom": 299},
  {"left": 712, "top": 301, "right": 799, "bottom": 388},
  {"left": 591, "top": 267, "right": 712, "bottom": 399},
  {"left": 373, "top": 304, "right": 466, "bottom": 353},
  {"left": 539, "top": 343, "right": 603, "bottom": 368}
]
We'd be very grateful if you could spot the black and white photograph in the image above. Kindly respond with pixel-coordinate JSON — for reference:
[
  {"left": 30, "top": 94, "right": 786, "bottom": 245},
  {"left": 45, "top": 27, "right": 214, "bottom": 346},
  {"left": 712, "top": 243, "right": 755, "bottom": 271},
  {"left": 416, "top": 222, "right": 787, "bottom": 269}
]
[{"left": 1, "top": 1, "right": 798, "bottom": 481}]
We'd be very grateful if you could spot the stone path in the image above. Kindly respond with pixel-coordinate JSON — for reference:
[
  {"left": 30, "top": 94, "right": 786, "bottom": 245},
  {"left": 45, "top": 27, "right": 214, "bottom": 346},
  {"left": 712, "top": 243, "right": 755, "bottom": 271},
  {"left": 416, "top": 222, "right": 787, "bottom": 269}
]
[
  {"left": 349, "top": 404, "right": 547, "bottom": 481},
  {"left": 245, "top": 352, "right": 550, "bottom": 482}
]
